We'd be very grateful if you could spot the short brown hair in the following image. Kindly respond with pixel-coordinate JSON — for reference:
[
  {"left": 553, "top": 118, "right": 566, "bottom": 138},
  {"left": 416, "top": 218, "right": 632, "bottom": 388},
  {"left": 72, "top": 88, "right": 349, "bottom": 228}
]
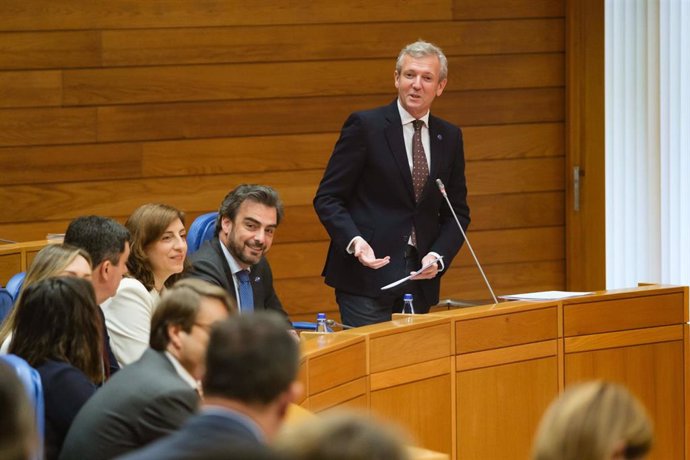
[
  {"left": 149, "top": 278, "right": 235, "bottom": 351},
  {"left": 203, "top": 312, "right": 298, "bottom": 405}
]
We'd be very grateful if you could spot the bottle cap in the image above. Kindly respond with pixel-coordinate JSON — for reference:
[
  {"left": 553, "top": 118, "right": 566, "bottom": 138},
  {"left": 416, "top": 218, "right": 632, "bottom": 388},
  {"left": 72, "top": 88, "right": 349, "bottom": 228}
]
[
  {"left": 403, "top": 293, "right": 413, "bottom": 301},
  {"left": 317, "top": 312, "right": 326, "bottom": 319}
]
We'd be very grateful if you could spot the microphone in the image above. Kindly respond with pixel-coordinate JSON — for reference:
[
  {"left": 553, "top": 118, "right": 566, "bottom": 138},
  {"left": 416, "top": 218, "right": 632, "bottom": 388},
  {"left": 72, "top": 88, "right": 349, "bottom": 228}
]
[{"left": 436, "top": 179, "right": 499, "bottom": 305}]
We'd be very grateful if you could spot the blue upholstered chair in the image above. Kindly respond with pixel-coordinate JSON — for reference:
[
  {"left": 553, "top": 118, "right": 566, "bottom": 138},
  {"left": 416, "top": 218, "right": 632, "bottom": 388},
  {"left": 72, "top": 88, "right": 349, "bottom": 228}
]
[
  {"left": 0, "top": 287, "right": 13, "bottom": 324},
  {"left": 186, "top": 212, "right": 218, "bottom": 255},
  {"left": 0, "top": 354, "right": 45, "bottom": 460},
  {"left": 6, "top": 271, "right": 26, "bottom": 301}
]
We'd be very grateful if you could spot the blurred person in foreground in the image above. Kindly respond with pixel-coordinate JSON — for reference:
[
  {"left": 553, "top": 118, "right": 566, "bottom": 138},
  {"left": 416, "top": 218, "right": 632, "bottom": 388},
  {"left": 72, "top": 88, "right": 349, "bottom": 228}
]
[
  {"left": 276, "top": 410, "right": 410, "bottom": 460},
  {"left": 532, "top": 381, "right": 653, "bottom": 460}
]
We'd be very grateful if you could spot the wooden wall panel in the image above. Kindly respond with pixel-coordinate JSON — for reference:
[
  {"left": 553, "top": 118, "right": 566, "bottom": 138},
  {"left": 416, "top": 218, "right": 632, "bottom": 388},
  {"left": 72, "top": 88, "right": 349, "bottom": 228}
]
[
  {"left": 1, "top": 0, "right": 453, "bottom": 31},
  {"left": 0, "top": 71, "right": 62, "bottom": 108},
  {"left": 454, "top": 0, "right": 565, "bottom": 19},
  {"left": 101, "top": 19, "right": 563, "bottom": 67},
  {"left": 0, "top": 31, "right": 100, "bottom": 70},
  {"left": 457, "top": 356, "right": 558, "bottom": 460},
  {"left": 0, "top": 0, "right": 566, "bottom": 324},
  {"left": 62, "top": 55, "right": 562, "bottom": 106}
]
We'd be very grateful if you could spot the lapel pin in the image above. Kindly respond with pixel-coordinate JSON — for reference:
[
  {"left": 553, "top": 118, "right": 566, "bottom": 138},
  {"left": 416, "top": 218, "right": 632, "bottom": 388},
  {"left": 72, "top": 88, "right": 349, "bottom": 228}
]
[
  {"left": 437, "top": 134, "right": 443, "bottom": 140},
  {"left": 254, "top": 276, "right": 261, "bottom": 282}
]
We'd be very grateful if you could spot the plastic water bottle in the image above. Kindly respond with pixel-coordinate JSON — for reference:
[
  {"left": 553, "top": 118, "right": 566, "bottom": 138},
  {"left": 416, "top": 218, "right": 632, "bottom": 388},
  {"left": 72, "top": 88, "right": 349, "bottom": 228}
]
[
  {"left": 402, "top": 293, "right": 415, "bottom": 314},
  {"left": 316, "top": 312, "right": 329, "bottom": 333}
]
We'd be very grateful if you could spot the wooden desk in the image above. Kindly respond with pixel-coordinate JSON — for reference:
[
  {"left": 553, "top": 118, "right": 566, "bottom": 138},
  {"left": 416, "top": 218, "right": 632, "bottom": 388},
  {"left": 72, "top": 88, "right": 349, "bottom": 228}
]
[
  {"left": 0, "top": 240, "right": 51, "bottom": 285},
  {"left": 297, "top": 286, "right": 688, "bottom": 460}
]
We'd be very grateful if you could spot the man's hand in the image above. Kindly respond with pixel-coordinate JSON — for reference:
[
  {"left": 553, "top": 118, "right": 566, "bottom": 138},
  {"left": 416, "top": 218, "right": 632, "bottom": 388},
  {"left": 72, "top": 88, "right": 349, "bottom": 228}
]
[
  {"left": 353, "top": 238, "right": 390, "bottom": 269},
  {"left": 410, "top": 253, "right": 440, "bottom": 280}
]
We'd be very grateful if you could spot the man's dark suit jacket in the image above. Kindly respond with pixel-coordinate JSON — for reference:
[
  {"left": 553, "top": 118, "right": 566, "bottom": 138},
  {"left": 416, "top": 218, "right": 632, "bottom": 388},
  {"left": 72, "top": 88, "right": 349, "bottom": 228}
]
[
  {"left": 59, "top": 349, "right": 199, "bottom": 460},
  {"left": 188, "top": 237, "right": 288, "bottom": 319},
  {"left": 116, "top": 410, "right": 273, "bottom": 460},
  {"left": 313, "top": 100, "right": 470, "bottom": 305}
]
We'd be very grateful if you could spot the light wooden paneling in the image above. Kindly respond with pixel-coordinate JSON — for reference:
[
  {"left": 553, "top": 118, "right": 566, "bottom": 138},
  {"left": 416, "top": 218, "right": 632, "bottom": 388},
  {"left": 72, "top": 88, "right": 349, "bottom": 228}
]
[
  {"left": 456, "top": 306, "right": 557, "bottom": 354},
  {"left": 371, "top": 374, "right": 453, "bottom": 455},
  {"left": 565, "top": 341, "right": 685, "bottom": 460},
  {"left": 307, "top": 341, "right": 367, "bottom": 395},
  {"left": 563, "top": 292, "right": 686, "bottom": 336},
  {"left": 564, "top": 325, "right": 684, "bottom": 353},
  {"left": 308, "top": 377, "right": 367, "bottom": 413},
  {"left": 456, "top": 340, "right": 557, "bottom": 371},
  {"left": 457, "top": 356, "right": 558, "bottom": 460},
  {"left": 367, "top": 323, "right": 451, "bottom": 374}
]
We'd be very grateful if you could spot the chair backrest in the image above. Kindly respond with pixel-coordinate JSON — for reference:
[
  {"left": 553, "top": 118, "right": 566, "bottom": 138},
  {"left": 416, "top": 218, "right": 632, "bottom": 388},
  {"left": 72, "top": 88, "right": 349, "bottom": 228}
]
[
  {"left": 0, "top": 354, "right": 44, "bottom": 460},
  {"left": 187, "top": 212, "right": 218, "bottom": 255},
  {"left": 6, "top": 271, "right": 26, "bottom": 300},
  {"left": 0, "top": 287, "right": 13, "bottom": 325}
]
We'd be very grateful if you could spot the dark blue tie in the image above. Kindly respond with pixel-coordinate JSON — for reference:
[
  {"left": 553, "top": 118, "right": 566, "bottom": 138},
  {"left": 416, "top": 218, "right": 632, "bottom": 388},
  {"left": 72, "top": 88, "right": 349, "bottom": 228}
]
[{"left": 236, "top": 270, "right": 254, "bottom": 313}]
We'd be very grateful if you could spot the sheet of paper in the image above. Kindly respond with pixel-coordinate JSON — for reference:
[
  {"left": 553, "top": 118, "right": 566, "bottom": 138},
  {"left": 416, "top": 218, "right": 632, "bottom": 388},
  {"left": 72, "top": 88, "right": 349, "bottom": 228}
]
[
  {"left": 499, "top": 290, "right": 593, "bottom": 301},
  {"left": 380, "top": 256, "right": 443, "bottom": 291}
]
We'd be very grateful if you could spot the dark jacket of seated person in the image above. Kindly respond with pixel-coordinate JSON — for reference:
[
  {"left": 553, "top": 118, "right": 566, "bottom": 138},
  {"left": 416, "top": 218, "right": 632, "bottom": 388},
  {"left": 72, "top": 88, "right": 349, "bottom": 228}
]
[
  {"left": 117, "top": 312, "right": 300, "bottom": 460},
  {"left": 8, "top": 277, "right": 104, "bottom": 460},
  {"left": 59, "top": 278, "right": 233, "bottom": 460}
]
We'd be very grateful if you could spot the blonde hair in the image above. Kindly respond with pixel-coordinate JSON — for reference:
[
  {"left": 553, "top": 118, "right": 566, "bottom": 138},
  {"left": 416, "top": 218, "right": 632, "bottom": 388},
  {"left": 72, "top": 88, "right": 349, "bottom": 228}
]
[
  {"left": 0, "top": 244, "right": 92, "bottom": 344},
  {"left": 532, "top": 381, "right": 653, "bottom": 460}
]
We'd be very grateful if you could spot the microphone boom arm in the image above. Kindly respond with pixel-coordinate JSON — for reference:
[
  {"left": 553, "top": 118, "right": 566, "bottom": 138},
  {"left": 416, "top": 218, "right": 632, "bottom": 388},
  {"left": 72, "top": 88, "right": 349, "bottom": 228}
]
[{"left": 436, "top": 179, "right": 498, "bottom": 304}]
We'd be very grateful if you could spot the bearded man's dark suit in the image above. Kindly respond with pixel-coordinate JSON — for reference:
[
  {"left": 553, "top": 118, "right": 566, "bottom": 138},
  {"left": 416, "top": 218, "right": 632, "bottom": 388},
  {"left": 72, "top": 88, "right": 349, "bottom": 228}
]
[
  {"left": 188, "top": 237, "right": 288, "bottom": 320},
  {"left": 313, "top": 100, "right": 470, "bottom": 320}
]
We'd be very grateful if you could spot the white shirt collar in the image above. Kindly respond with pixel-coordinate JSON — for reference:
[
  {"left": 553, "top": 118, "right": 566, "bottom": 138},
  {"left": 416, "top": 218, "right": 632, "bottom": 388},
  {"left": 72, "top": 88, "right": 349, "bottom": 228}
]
[
  {"left": 397, "top": 98, "right": 430, "bottom": 127},
  {"left": 164, "top": 351, "right": 200, "bottom": 391}
]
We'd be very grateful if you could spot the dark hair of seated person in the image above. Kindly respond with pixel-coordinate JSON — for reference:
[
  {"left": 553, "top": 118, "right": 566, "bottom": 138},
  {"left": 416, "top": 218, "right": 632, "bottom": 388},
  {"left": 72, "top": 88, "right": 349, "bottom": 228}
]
[
  {"left": 9, "top": 277, "right": 104, "bottom": 460},
  {"left": 9, "top": 277, "right": 104, "bottom": 384}
]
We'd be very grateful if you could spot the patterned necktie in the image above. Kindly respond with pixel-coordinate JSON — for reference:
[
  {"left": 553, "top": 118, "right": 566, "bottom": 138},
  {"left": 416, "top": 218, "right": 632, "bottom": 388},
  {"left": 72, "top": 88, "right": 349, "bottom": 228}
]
[
  {"left": 411, "top": 119, "right": 429, "bottom": 247},
  {"left": 236, "top": 270, "right": 254, "bottom": 313}
]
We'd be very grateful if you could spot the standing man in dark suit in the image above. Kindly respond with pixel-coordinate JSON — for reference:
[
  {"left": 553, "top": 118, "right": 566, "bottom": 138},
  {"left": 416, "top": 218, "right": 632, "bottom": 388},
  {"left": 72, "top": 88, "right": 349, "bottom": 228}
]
[
  {"left": 59, "top": 279, "right": 234, "bottom": 460},
  {"left": 188, "top": 184, "right": 289, "bottom": 320},
  {"left": 119, "top": 312, "right": 301, "bottom": 460},
  {"left": 314, "top": 40, "right": 470, "bottom": 327}
]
